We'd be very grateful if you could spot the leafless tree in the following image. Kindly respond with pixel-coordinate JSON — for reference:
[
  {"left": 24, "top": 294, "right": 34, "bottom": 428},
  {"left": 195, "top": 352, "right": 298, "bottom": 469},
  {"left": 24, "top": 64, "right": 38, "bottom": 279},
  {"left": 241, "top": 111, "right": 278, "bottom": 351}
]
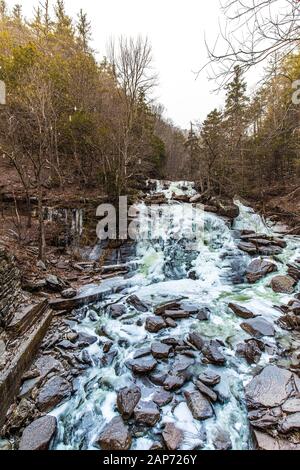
[{"left": 203, "top": 0, "right": 300, "bottom": 86}]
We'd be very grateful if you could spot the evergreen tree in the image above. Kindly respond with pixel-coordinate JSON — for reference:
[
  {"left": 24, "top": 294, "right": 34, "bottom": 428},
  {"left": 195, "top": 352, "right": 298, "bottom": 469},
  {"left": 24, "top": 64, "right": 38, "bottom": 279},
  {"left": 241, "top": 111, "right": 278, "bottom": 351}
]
[{"left": 77, "top": 9, "right": 91, "bottom": 51}]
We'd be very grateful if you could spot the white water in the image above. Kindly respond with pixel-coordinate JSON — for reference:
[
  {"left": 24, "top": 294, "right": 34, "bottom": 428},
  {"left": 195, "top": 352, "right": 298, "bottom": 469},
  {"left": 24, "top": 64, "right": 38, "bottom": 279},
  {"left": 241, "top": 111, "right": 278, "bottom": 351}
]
[{"left": 51, "top": 181, "right": 300, "bottom": 451}]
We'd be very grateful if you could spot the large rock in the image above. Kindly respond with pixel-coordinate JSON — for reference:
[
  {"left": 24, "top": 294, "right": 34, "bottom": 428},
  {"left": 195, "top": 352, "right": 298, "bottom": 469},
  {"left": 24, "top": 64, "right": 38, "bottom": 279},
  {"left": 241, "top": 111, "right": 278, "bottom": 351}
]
[
  {"left": 253, "top": 430, "right": 300, "bottom": 450},
  {"left": 134, "top": 401, "right": 160, "bottom": 427},
  {"left": 130, "top": 357, "right": 157, "bottom": 374},
  {"left": 163, "top": 372, "right": 188, "bottom": 391},
  {"left": 270, "top": 275, "right": 296, "bottom": 294},
  {"left": 19, "top": 416, "right": 57, "bottom": 450},
  {"left": 162, "top": 423, "right": 182, "bottom": 450},
  {"left": 241, "top": 317, "right": 275, "bottom": 338},
  {"left": 184, "top": 390, "right": 213, "bottom": 420},
  {"left": 108, "top": 304, "right": 126, "bottom": 319},
  {"left": 236, "top": 339, "right": 264, "bottom": 364},
  {"left": 37, "top": 376, "right": 72, "bottom": 412},
  {"left": 245, "top": 365, "right": 295, "bottom": 409},
  {"left": 195, "top": 380, "right": 218, "bottom": 402},
  {"left": 151, "top": 342, "right": 172, "bottom": 359},
  {"left": 248, "top": 408, "right": 282, "bottom": 430},
  {"left": 280, "top": 412, "right": 300, "bottom": 433},
  {"left": 198, "top": 370, "right": 221, "bottom": 386},
  {"left": 246, "top": 258, "right": 277, "bottom": 283},
  {"left": 228, "top": 303, "right": 256, "bottom": 319},
  {"left": 213, "top": 429, "right": 232, "bottom": 450},
  {"left": 117, "top": 386, "right": 141, "bottom": 419},
  {"left": 126, "top": 295, "right": 149, "bottom": 312},
  {"left": 202, "top": 341, "right": 226, "bottom": 365},
  {"left": 282, "top": 397, "right": 300, "bottom": 413},
  {"left": 145, "top": 316, "right": 166, "bottom": 333},
  {"left": 188, "top": 332, "right": 205, "bottom": 350},
  {"left": 153, "top": 390, "right": 173, "bottom": 407},
  {"left": 97, "top": 416, "right": 131, "bottom": 450}
]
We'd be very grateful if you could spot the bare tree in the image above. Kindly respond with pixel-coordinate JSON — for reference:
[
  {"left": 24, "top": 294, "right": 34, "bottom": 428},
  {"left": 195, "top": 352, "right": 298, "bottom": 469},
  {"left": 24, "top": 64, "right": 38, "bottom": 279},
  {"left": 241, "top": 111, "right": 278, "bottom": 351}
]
[
  {"left": 107, "top": 36, "right": 158, "bottom": 193},
  {"left": 203, "top": 0, "right": 300, "bottom": 85}
]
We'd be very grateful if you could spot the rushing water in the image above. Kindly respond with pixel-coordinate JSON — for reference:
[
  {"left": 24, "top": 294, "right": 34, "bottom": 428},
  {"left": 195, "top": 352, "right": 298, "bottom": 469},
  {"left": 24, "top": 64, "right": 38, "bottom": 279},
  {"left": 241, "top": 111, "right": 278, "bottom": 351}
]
[{"left": 51, "top": 181, "right": 300, "bottom": 451}]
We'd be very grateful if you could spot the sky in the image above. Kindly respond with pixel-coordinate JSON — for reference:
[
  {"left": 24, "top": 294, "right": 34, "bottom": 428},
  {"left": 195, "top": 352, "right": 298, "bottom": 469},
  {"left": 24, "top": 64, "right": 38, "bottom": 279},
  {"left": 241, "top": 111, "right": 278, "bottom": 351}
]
[{"left": 6, "top": 0, "right": 260, "bottom": 129}]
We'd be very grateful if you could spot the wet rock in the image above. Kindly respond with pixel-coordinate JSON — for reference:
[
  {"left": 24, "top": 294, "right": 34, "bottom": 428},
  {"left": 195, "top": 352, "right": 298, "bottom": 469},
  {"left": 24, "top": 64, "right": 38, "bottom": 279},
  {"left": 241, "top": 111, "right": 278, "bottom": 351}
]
[
  {"left": 153, "top": 390, "right": 173, "bottom": 407},
  {"left": 61, "top": 288, "right": 77, "bottom": 299},
  {"left": 149, "top": 372, "right": 168, "bottom": 386},
  {"left": 154, "top": 300, "right": 181, "bottom": 316},
  {"left": 77, "top": 332, "right": 98, "bottom": 347},
  {"left": 101, "top": 349, "right": 117, "bottom": 367},
  {"left": 57, "top": 339, "right": 76, "bottom": 350},
  {"left": 213, "top": 429, "right": 232, "bottom": 450},
  {"left": 19, "top": 377, "right": 41, "bottom": 399},
  {"left": 228, "top": 303, "right": 256, "bottom": 319},
  {"left": 217, "top": 202, "right": 239, "bottom": 219},
  {"left": 37, "top": 376, "right": 72, "bottom": 412},
  {"left": 134, "top": 401, "right": 160, "bottom": 427},
  {"left": 97, "top": 416, "right": 131, "bottom": 450},
  {"left": 188, "top": 332, "right": 205, "bottom": 350},
  {"left": 253, "top": 430, "right": 300, "bottom": 450},
  {"left": 19, "top": 416, "right": 57, "bottom": 450},
  {"left": 202, "top": 341, "right": 226, "bottom": 365},
  {"left": 190, "top": 193, "right": 203, "bottom": 203},
  {"left": 287, "top": 262, "right": 300, "bottom": 281},
  {"left": 162, "top": 423, "right": 182, "bottom": 450},
  {"left": 180, "top": 302, "right": 202, "bottom": 315},
  {"left": 163, "top": 310, "right": 190, "bottom": 319},
  {"left": 236, "top": 339, "right": 264, "bottom": 364},
  {"left": 282, "top": 397, "right": 300, "bottom": 413},
  {"left": 238, "top": 242, "right": 257, "bottom": 255},
  {"left": 248, "top": 408, "right": 282, "bottom": 430},
  {"left": 126, "top": 295, "right": 149, "bottom": 312},
  {"left": 198, "top": 370, "right": 221, "bottom": 386},
  {"left": 145, "top": 316, "right": 166, "bottom": 333},
  {"left": 133, "top": 347, "right": 152, "bottom": 359},
  {"left": 164, "top": 372, "right": 187, "bottom": 391},
  {"left": 245, "top": 365, "right": 295, "bottom": 409},
  {"left": 165, "top": 317, "right": 177, "bottom": 328},
  {"left": 151, "top": 342, "right": 172, "bottom": 359},
  {"left": 246, "top": 258, "right": 278, "bottom": 283},
  {"left": 117, "top": 386, "right": 141, "bottom": 419},
  {"left": 280, "top": 412, "right": 300, "bottom": 433},
  {"left": 270, "top": 275, "right": 296, "bottom": 294},
  {"left": 130, "top": 357, "right": 157, "bottom": 374},
  {"left": 195, "top": 380, "right": 218, "bottom": 402},
  {"left": 173, "top": 354, "right": 195, "bottom": 372},
  {"left": 241, "top": 317, "right": 275, "bottom": 338},
  {"left": 278, "top": 313, "right": 300, "bottom": 331},
  {"left": 184, "top": 390, "right": 213, "bottom": 420},
  {"left": 103, "top": 340, "right": 113, "bottom": 353},
  {"left": 108, "top": 304, "right": 126, "bottom": 319},
  {"left": 196, "top": 307, "right": 211, "bottom": 321},
  {"left": 45, "top": 274, "right": 67, "bottom": 292}
]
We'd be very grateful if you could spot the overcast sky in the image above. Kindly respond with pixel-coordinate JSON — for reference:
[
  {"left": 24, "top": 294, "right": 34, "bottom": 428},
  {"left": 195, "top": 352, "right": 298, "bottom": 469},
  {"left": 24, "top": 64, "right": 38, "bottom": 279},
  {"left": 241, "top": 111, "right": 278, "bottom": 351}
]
[{"left": 6, "top": 0, "right": 260, "bottom": 129}]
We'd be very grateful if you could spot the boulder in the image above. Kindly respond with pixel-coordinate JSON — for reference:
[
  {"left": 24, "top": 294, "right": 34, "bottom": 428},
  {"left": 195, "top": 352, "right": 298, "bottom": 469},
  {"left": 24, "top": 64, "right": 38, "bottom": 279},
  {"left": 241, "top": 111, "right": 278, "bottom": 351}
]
[
  {"left": 97, "top": 416, "right": 131, "bottom": 450},
  {"left": 245, "top": 365, "right": 295, "bottom": 409},
  {"left": 61, "top": 288, "right": 77, "bottom": 299},
  {"left": 282, "top": 397, "right": 300, "bottom": 413},
  {"left": 145, "top": 316, "right": 166, "bottom": 333},
  {"left": 213, "top": 429, "right": 232, "bottom": 450},
  {"left": 248, "top": 408, "right": 282, "bottom": 430},
  {"left": 134, "top": 401, "right": 160, "bottom": 427},
  {"left": 270, "top": 275, "right": 296, "bottom": 294},
  {"left": 246, "top": 258, "right": 277, "bottom": 283},
  {"left": 126, "top": 295, "right": 149, "bottom": 312},
  {"left": 162, "top": 423, "right": 182, "bottom": 450},
  {"left": 184, "top": 390, "right": 213, "bottom": 420},
  {"left": 37, "top": 376, "right": 72, "bottom": 412},
  {"left": 241, "top": 317, "right": 275, "bottom": 338},
  {"left": 151, "top": 342, "right": 172, "bottom": 359},
  {"left": 19, "top": 416, "right": 57, "bottom": 450},
  {"left": 154, "top": 300, "right": 181, "bottom": 316},
  {"left": 280, "top": 412, "right": 300, "bottom": 433},
  {"left": 163, "top": 309, "right": 190, "bottom": 319},
  {"left": 253, "top": 430, "right": 300, "bottom": 450},
  {"left": 163, "top": 372, "right": 187, "bottom": 391},
  {"left": 165, "top": 317, "right": 177, "bottom": 328},
  {"left": 228, "top": 303, "right": 256, "bottom": 319},
  {"left": 195, "top": 380, "right": 218, "bottom": 402},
  {"left": 173, "top": 355, "right": 195, "bottom": 372},
  {"left": 202, "top": 341, "right": 226, "bottom": 365},
  {"left": 117, "top": 386, "right": 141, "bottom": 419},
  {"left": 130, "top": 357, "right": 157, "bottom": 374},
  {"left": 108, "top": 304, "right": 126, "bottom": 319},
  {"left": 236, "top": 339, "right": 264, "bottom": 364},
  {"left": 196, "top": 307, "right": 211, "bottom": 321},
  {"left": 153, "top": 390, "right": 173, "bottom": 407},
  {"left": 238, "top": 242, "right": 257, "bottom": 255},
  {"left": 198, "top": 370, "right": 221, "bottom": 386},
  {"left": 188, "top": 332, "right": 205, "bottom": 350}
]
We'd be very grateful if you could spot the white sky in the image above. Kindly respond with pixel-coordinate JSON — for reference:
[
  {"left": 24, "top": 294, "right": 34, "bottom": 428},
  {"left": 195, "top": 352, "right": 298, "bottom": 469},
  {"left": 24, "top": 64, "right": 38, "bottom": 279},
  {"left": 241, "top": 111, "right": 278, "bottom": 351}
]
[{"left": 6, "top": 0, "right": 260, "bottom": 129}]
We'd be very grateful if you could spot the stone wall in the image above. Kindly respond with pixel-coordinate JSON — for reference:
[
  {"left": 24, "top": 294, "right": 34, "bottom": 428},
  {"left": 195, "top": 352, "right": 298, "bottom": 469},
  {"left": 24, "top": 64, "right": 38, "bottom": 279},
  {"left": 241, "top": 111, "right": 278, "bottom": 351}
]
[{"left": 0, "top": 246, "right": 21, "bottom": 328}]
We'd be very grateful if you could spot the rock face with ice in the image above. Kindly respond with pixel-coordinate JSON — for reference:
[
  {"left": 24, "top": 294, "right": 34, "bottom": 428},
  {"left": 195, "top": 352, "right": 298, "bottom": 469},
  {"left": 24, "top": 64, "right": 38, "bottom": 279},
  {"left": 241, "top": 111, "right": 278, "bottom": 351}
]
[{"left": 41, "top": 181, "right": 300, "bottom": 451}]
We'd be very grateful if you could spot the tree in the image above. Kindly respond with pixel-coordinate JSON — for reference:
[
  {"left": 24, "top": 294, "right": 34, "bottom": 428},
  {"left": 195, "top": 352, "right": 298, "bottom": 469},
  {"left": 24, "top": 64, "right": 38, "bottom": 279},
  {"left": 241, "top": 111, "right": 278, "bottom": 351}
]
[
  {"left": 200, "top": 109, "right": 224, "bottom": 193},
  {"left": 77, "top": 9, "right": 91, "bottom": 51}
]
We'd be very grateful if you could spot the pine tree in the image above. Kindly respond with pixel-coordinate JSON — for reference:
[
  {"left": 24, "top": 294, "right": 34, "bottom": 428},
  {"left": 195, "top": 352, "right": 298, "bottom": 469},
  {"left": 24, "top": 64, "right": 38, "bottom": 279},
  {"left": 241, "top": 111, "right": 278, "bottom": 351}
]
[
  {"left": 0, "top": 1, "right": 7, "bottom": 20},
  {"left": 54, "top": 0, "right": 73, "bottom": 35},
  {"left": 12, "top": 4, "right": 22, "bottom": 23},
  {"left": 77, "top": 9, "right": 91, "bottom": 51}
]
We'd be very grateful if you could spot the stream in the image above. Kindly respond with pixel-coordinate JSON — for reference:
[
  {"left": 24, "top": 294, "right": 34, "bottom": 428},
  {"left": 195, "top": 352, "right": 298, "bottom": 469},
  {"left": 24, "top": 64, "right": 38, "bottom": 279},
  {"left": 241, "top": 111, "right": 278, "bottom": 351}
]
[{"left": 50, "top": 181, "right": 300, "bottom": 450}]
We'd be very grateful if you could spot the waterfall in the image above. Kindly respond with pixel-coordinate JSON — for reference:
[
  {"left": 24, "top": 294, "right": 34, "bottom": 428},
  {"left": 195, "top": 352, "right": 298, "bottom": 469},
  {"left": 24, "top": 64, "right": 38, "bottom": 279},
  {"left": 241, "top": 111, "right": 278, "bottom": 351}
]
[{"left": 50, "top": 181, "right": 300, "bottom": 451}]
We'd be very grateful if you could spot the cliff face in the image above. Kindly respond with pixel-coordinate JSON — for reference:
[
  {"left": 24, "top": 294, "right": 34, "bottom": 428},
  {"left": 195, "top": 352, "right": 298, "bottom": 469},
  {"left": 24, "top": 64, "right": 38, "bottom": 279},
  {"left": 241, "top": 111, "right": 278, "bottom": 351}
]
[{"left": 0, "top": 246, "right": 21, "bottom": 328}]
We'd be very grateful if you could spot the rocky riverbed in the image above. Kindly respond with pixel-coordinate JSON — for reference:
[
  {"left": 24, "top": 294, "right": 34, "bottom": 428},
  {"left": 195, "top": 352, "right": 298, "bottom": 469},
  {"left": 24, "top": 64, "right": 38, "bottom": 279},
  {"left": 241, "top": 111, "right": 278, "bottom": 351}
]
[{"left": 1, "top": 181, "right": 300, "bottom": 451}]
